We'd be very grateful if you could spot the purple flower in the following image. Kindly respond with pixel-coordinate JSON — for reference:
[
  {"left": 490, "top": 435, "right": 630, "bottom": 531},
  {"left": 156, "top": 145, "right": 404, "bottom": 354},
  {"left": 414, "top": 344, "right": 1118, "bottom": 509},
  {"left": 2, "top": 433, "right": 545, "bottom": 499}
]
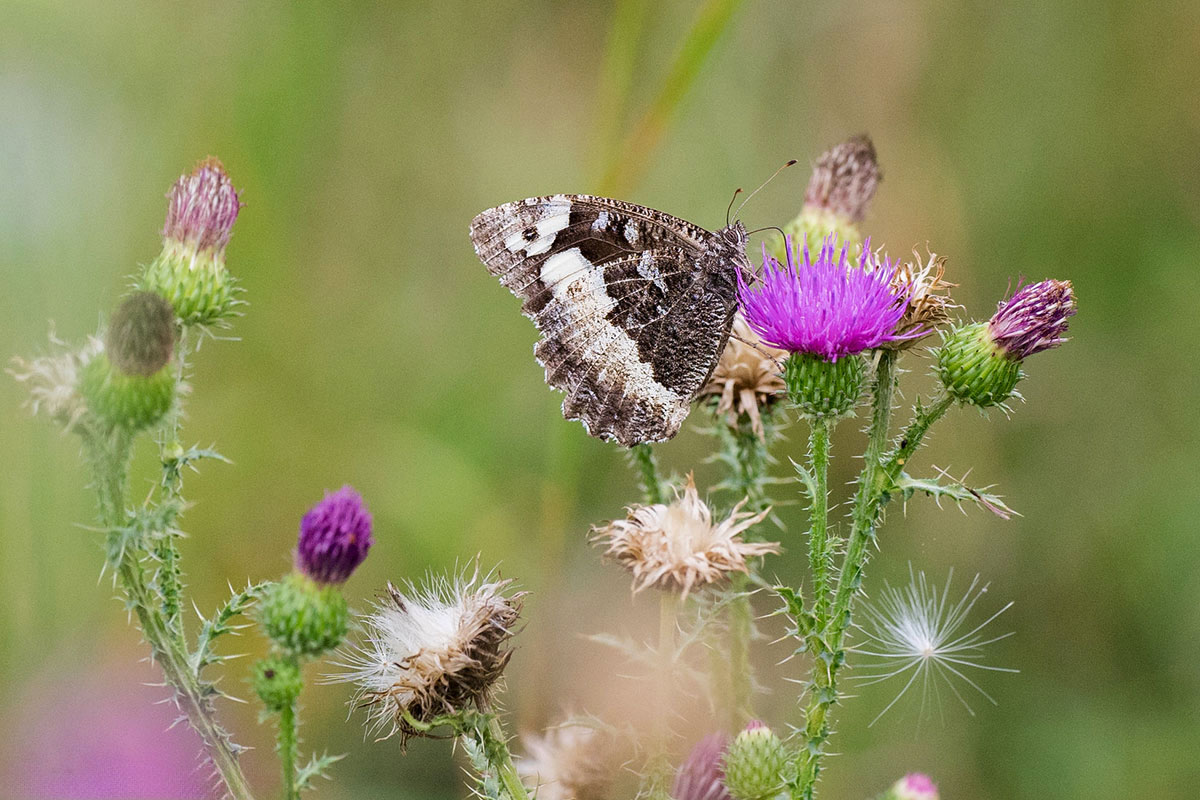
[
  {"left": 672, "top": 733, "right": 732, "bottom": 800},
  {"left": 296, "top": 486, "right": 373, "bottom": 584},
  {"left": 890, "top": 772, "right": 939, "bottom": 800},
  {"left": 163, "top": 157, "right": 242, "bottom": 252},
  {"left": 737, "top": 235, "right": 918, "bottom": 360},
  {"left": 987, "top": 279, "right": 1076, "bottom": 360}
]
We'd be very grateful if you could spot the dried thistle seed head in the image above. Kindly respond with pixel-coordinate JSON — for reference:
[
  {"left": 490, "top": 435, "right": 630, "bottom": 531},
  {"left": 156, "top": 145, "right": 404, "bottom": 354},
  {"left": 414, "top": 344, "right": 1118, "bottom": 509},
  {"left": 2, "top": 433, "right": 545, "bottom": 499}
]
[
  {"left": 673, "top": 732, "right": 733, "bottom": 800},
  {"left": 105, "top": 292, "right": 176, "bottom": 377},
  {"left": 336, "top": 572, "right": 523, "bottom": 742},
  {"left": 517, "top": 723, "right": 615, "bottom": 800},
  {"left": 879, "top": 248, "right": 956, "bottom": 349},
  {"left": 8, "top": 330, "right": 103, "bottom": 432},
  {"left": 591, "top": 474, "right": 778, "bottom": 597},
  {"left": 803, "top": 134, "right": 882, "bottom": 224},
  {"left": 697, "top": 315, "right": 786, "bottom": 437}
]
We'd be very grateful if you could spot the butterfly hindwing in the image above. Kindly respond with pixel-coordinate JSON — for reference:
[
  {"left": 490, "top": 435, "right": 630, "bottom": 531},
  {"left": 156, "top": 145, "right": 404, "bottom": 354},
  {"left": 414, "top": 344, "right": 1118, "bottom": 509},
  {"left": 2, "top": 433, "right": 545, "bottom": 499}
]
[{"left": 470, "top": 194, "right": 745, "bottom": 446}]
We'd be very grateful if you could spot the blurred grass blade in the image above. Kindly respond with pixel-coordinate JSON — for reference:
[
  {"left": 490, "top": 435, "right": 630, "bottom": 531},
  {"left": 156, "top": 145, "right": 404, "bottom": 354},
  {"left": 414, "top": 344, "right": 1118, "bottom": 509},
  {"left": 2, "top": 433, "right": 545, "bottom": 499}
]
[
  {"left": 591, "top": 0, "right": 652, "bottom": 180},
  {"left": 599, "top": 0, "right": 747, "bottom": 195}
]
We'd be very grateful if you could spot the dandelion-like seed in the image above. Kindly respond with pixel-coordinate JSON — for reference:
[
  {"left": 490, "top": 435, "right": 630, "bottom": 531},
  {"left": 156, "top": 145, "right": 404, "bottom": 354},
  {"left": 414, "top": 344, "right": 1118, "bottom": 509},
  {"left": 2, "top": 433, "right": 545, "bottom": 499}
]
[
  {"left": 591, "top": 474, "right": 778, "bottom": 597},
  {"left": 334, "top": 571, "right": 523, "bottom": 742},
  {"left": 851, "top": 567, "right": 1017, "bottom": 726},
  {"left": 517, "top": 722, "right": 614, "bottom": 800}
]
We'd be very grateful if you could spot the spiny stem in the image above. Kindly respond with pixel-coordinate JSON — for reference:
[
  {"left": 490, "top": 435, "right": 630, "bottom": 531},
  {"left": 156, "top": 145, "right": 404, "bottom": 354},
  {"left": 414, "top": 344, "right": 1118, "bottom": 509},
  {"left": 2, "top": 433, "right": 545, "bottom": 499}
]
[
  {"left": 831, "top": 351, "right": 896, "bottom": 640},
  {"left": 279, "top": 695, "right": 299, "bottom": 800},
  {"left": 473, "top": 713, "right": 531, "bottom": 800},
  {"left": 807, "top": 418, "right": 833, "bottom": 621},
  {"left": 631, "top": 443, "right": 665, "bottom": 505},
  {"left": 88, "top": 431, "right": 256, "bottom": 800}
]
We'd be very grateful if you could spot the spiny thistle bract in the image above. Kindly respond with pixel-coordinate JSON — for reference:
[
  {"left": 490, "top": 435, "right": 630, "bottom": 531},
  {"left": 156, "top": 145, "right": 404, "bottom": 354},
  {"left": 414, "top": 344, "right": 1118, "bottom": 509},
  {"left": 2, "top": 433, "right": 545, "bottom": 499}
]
[
  {"left": 79, "top": 292, "right": 177, "bottom": 432},
  {"left": 139, "top": 157, "right": 243, "bottom": 326},
  {"left": 851, "top": 568, "right": 1018, "bottom": 726},
  {"left": 722, "top": 721, "right": 789, "bottom": 800},
  {"left": 937, "top": 278, "right": 1076, "bottom": 407},
  {"left": 335, "top": 571, "right": 523, "bottom": 742}
]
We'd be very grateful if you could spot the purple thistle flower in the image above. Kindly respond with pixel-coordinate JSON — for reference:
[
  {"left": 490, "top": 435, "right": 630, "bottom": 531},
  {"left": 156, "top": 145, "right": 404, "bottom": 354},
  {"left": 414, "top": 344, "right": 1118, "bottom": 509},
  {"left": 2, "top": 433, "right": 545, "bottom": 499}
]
[
  {"left": 890, "top": 772, "right": 939, "bottom": 800},
  {"left": 672, "top": 733, "right": 732, "bottom": 800},
  {"left": 296, "top": 486, "right": 373, "bottom": 585},
  {"left": 737, "top": 235, "right": 919, "bottom": 360},
  {"left": 163, "top": 157, "right": 242, "bottom": 252},
  {"left": 987, "top": 279, "right": 1076, "bottom": 360}
]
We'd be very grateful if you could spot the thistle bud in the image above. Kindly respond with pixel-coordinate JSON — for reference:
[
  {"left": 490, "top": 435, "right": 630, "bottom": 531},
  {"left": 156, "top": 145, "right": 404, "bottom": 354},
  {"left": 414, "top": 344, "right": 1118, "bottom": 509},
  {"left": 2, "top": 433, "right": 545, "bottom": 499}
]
[
  {"left": 672, "top": 733, "right": 732, "bottom": 800},
  {"left": 140, "top": 158, "right": 242, "bottom": 326},
  {"left": 722, "top": 721, "right": 789, "bottom": 800},
  {"left": 784, "top": 352, "right": 865, "bottom": 419},
  {"left": 937, "top": 279, "right": 1076, "bottom": 407},
  {"left": 258, "top": 572, "right": 349, "bottom": 658},
  {"left": 79, "top": 293, "right": 176, "bottom": 431},
  {"left": 776, "top": 135, "right": 881, "bottom": 257},
  {"left": 884, "top": 773, "right": 939, "bottom": 800},
  {"left": 252, "top": 656, "right": 303, "bottom": 712},
  {"left": 296, "top": 486, "right": 374, "bottom": 585}
]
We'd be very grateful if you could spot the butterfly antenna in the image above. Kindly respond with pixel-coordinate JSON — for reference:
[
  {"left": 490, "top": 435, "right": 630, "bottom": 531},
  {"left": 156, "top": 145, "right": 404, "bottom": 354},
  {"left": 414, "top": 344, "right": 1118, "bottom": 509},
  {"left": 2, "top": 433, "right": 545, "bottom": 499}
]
[
  {"left": 747, "top": 225, "right": 786, "bottom": 238},
  {"left": 726, "top": 187, "right": 744, "bottom": 227},
  {"left": 733, "top": 159, "right": 798, "bottom": 222}
]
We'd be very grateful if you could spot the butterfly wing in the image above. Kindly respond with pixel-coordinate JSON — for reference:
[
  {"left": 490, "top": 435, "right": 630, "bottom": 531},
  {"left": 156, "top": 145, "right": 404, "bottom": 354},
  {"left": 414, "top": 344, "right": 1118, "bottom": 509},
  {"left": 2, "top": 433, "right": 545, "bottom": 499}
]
[{"left": 470, "top": 195, "right": 738, "bottom": 446}]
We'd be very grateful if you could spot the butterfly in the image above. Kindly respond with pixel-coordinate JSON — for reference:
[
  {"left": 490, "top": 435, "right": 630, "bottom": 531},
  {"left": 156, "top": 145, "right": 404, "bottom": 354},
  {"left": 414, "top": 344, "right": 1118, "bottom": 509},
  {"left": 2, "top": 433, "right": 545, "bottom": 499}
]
[{"left": 470, "top": 194, "right": 752, "bottom": 447}]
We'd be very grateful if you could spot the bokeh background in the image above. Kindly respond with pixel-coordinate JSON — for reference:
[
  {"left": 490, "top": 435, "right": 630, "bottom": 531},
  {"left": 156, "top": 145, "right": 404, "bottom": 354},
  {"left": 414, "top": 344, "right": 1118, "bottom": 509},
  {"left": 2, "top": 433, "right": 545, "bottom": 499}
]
[{"left": 2, "top": 1, "right": 1198, "bottom": 798}]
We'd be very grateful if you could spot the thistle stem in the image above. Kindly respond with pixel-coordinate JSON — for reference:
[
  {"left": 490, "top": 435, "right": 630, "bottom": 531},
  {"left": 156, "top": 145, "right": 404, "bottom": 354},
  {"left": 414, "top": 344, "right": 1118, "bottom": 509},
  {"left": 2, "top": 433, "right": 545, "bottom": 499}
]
[
  {"left": 631, "top": 443, "right": 665, "bottom": 505},
  {"left": 279, "top": 699, "right": 299, "bottom": 800},
  {"left": 807, "top": 418, "right": 833, "bottom": 621},
  {"left": 88, "top": 433, "right": 256, "bottom": 800},
  {"left": 474, "top": 714, "right": 531, "bottom": 800},
  {"left": 831, "top": 352, "right": 896, "bottom": 640}
]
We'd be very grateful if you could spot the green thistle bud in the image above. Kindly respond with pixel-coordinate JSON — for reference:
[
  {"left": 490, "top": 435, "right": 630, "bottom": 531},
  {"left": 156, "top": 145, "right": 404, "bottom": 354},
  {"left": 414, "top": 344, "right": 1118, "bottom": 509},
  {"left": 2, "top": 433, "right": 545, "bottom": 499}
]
[
  {"left": 935, "top": 322, "right": 1021, "bottom": 408},
  {"left": 252, "top": 656, "right": 303, "bottom": 712},
  {"left": 139, "top": 158, "right": 242, "bottom": 326},
  {"left": 722, "top": 721, "right": 789, "bottom": 800},
  {"left": 772, "top": 136, "right": 880, "bottom": 260},
  {"left": 80, "top": 293, "right": 176, "bottom": 431},
  {"left": 258, "top": 572, "right": 349, "bottom": 658},
  {"left": 784, "top": 352, "right": 865, "bottom": 419}
]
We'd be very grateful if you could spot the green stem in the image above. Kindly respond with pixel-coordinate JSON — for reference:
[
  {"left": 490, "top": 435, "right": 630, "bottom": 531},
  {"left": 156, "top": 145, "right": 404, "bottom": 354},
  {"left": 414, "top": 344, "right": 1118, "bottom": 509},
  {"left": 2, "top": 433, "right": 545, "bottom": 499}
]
[
  {"left": 831, "top": 352, "right": 897, "bottom": 640},
  {"left": 807, "top": 418, "right": 833, "bottom": 622},
  {"left": 279, "top": 698, "right": 299, "bottom": 800},
  {"left": 630, "top": 443, "right": 665, "bottom": 505},
  {"left": 89, "top": 433, "right": 256, "bottom": 800},
  {"left": 474, "top": 714, "right": 531, "bottom": 800},
  {"left": 726, "top": 572, "right": 753, "bottom": 727},
  {"left": 880, "top": 393, "right": 954, "bottom": 489}
]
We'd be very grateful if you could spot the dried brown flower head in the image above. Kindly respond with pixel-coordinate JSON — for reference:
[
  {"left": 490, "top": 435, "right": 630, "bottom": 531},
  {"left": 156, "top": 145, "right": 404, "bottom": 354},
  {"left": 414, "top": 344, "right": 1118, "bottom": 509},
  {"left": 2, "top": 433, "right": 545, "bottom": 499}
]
[
  {"left": 698, "top": 316, "right": 786, "bottom": 437},
  {"left": 883, "top": 248, "right": 956, "bottom": 348},
  {"left": 518, "top": 723, "right": 615, "bottom": 800},
  {"left": 335, "top": 572, "right": 523, "bottom": 742},
  {"left": 592, "top": 475, "right": 778, "bottom": 597}
]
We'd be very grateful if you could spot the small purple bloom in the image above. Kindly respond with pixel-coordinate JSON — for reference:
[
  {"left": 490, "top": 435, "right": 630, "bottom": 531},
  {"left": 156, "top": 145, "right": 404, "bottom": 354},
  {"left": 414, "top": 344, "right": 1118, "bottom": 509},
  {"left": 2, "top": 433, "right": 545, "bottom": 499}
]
[
  {"left": 737, "top": 235, "right": 919, "bottom": 360},
  {"left": 987, "top": 279, "right": 1076, "bottom": 359},
  {"left": 163, "top": 157, "right": 242, "bottom": 252},
  {"left": 672, "top": 733, "right": 732, "bottom": 800},
  {"left": 892, "top": 772, "right": 939, "bottom": 800},
  {"left": 296, "top": 486, "right": 373, "bottom": 584}
]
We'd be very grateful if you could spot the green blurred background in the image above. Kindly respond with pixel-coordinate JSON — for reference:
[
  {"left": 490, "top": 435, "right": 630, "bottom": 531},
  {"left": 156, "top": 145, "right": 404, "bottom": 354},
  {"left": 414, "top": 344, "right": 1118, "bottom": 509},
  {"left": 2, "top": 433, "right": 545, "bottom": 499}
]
[{"left": 2, "top": 0, "right": 1198, "bottom": 797}]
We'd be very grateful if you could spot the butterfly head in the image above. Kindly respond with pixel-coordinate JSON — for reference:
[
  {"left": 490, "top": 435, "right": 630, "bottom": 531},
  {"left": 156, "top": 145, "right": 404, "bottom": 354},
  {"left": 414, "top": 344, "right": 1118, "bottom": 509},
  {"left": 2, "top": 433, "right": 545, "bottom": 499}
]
[{"left": 710, "top": 221, "right": 752, "bottom": 281}]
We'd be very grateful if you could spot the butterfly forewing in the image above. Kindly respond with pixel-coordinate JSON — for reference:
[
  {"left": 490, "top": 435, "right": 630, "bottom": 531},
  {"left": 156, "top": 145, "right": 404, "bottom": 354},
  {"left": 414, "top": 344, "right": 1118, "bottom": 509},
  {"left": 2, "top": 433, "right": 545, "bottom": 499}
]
[{"left": 470, "top": 194, "right": 745, "bottom": 446}]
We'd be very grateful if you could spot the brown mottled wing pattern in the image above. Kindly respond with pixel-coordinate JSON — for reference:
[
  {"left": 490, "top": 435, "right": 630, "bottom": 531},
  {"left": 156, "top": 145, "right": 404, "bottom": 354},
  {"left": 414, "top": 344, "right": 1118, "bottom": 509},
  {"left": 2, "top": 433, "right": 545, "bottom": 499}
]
[{"left": 470, "top": 195, "right": 740, "bottom": 446}]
